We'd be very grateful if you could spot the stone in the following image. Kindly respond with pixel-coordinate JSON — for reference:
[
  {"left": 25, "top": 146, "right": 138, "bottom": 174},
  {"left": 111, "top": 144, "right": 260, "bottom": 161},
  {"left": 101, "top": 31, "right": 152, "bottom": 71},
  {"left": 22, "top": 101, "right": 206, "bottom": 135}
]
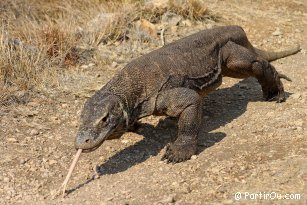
[
  {"left": 191, "top": 155, "right": 198, "bottom": 160},
  {"left": 111, "top": 61, "right": 118, "bottom": 68},
  {"left": 161, "top": 12, "right": 182, "bottom": 26},
  {"left": 3, "top": 177, "right": 10, "bottom": 183},
  {"left": 48, "top": 160, "right": 57, "bottom": 165},
  {"left": 121, "top": 139, "right": 129, "bottom": 144},
  {"left": 158, "top": 195, "right": 175, "bottom": 203},
  {"left": 30, "top": 129, "right": 39, "bottom": 136},
  {"left": 294, "top": 119, "right": 304, "bottom": 127},
  {"left": 222, "top": 199, "right": 234, "bottom": 204},
  {"left": 272, "top": 28, "right": 283, "bottom": 36},
  {"left": 182, "top": 19, "right": 192, "bottom": 27},
  {"left": 135, "top": 19, "right": 158, "bottom": 39},
  {"left": 7, "top": 138, "right": 18, "bottom": 143},
  {"left": 291, "top": 93, "right": 301, "bottom": 100}
]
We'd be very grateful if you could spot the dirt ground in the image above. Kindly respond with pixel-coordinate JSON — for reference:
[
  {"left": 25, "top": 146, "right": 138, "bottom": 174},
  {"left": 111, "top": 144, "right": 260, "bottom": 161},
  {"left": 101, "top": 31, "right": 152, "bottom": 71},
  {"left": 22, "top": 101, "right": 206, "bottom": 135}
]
[{"left": 0, "top": 0, "right": 306, "bottom": 204}]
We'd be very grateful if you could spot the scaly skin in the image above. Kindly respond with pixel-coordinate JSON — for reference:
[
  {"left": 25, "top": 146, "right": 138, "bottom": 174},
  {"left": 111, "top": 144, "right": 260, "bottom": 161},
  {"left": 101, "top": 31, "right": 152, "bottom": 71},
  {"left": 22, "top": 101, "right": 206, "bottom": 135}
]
[{"left": 75, "top": 26, "right": 300, "bottom": 163}]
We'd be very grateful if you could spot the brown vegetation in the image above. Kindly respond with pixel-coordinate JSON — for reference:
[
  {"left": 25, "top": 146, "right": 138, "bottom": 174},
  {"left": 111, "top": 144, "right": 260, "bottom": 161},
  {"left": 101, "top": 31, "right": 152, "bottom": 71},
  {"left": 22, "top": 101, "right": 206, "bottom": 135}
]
[{"left": 0, "top": 0, "right": 210, "bottom": 105}]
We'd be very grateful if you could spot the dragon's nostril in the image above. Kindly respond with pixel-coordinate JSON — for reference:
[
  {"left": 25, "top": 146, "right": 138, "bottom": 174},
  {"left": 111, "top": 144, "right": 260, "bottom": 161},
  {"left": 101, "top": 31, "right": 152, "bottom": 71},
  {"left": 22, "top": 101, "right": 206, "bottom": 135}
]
[{"left": 85, "top": 139, "right": 90, "bottom": 143}]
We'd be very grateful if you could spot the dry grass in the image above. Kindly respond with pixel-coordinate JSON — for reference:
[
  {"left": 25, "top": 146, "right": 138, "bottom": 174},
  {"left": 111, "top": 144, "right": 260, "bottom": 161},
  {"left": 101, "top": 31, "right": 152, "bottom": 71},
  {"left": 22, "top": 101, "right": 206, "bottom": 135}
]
[
  {"left": 141, "top": 0, "right": 210, "bottom": 22},
  {"left": 0, "top": 0, "right": 211, "bottom": 106},
  {"left": 0, "top": 0, "right": 99, "bottom": 88}
]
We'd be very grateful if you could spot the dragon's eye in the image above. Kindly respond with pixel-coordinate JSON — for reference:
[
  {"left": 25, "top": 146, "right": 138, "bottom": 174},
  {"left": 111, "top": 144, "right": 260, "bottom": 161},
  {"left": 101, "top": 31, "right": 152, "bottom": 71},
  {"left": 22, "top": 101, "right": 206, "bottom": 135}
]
[
  {"left": 94, "top": 113, "right": 109, "bottom": 127},
  {"left": 101, "top": 113, "right": 109, "bottom": 123}
]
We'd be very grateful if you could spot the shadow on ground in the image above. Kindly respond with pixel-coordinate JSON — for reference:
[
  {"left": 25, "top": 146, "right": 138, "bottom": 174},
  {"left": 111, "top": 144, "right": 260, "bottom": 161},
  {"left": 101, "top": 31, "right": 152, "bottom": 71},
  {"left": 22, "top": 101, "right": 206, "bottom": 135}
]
[
  {"left": 67, "top": 77, "right": 290, "bottom": 194},
  {"left": 96, "top": 77, "right": 266, "bottom": 174}
]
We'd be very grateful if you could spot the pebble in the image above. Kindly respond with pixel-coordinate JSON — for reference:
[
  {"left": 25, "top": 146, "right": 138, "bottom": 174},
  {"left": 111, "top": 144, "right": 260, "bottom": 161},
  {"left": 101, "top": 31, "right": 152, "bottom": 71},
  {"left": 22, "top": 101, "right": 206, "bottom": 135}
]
[
  {"left": 71, "top": 120, "right": 78, "bottom": 127},
  {"left": 272, "top": 28, "right": 283, "bottom": 36},
  {"left": 295, "top": 29, "right": 301, "bottom": 33},
  {"left": 172, "top": 181, "right": 180, "bottom": 187},
  {"left": 121, "top": 139, "right": 129, "bottom": 144},
  {"left": 80, "top": 64, "right": 90, "bottom": 69},
  {"left": 106, "top": 197, "right": 114, "bottom": 201},
  {"left": 3, "top": 177, "right": 10, "bottom": 183},
  {"left": 61, "top": 103, "right": 68, "bottom": 108},
  {"left": 105, "top": 146, "right": 114, "bottom": 151},
  {"left": 294, "top": 119, "right": 304, "bottom": 127},
  {"left": 222, "top": 199, "right": 234, "bottom": 204},
  {"left": 291, "top": 93, "right": 301, "bottom": 100},
  {"left": 48, "top": 160, "right": 57, "bottom": 165},
  {"left": 191, "top": 155, "right": 198, "bottom": 160},
  {"left": 111, "top": 61, "right": 118, "bottom": 68},
  {"left": 88, "top": 63, "right": 95, "bottom": 67},
  {"left": 182, "top": 185, "right": 192, "bottom": 193},
  {"left": 157, "top": 195, "right": 175, "bottom": 203},
  {"left": 182, "top": 19, "right": 192, "bottom": 27},
  {"left": 7, "top": 138, "right": 18, "bottom": 143},
  {"left": 30, "top": 129, "right": 39, "bottom": 136},
  {"left": 27, "top": 101, "right": 40, "bottom": 107},
  {"left": 265, "top": 111, "right": 274, "bottom": 118},
  {"left": 50, "top": 116, "right": 59, "bottom": 121},
  {"left": 20, "top": 159, "right": 28, "bottom": 164},
  {"left": 240, "top": 166, "right": 247, "bottom": 171},
  {"left": 42, "top": 172, "right": 49, "bottom": 178}
]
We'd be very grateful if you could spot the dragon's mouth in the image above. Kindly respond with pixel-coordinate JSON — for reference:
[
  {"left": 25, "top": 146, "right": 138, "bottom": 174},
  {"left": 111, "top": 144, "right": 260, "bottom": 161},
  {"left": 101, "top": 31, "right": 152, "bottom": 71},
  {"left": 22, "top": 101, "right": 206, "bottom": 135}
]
[
  {"left": 80, "top": 139, "right": 105, "bottom": 153},
  {"left": 75, "top": 122, "right": 124, "bottom": 152},
  {"left": 75, "top": 129, "right": 110, "bottom": 152}
]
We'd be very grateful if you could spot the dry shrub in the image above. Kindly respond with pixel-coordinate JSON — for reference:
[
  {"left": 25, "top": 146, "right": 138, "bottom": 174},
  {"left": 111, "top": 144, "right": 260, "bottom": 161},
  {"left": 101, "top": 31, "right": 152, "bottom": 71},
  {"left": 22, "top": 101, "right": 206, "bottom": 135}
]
[
  {"left": 141, "top": 0, "right": 210, "bottom": 22},
  {"left": 85, "top": 11, "right": 133, "bottom": 46},
  {"left": 0, "top": 31, "right": 43, "bottom": 89},
  {"left": 0, "top": 0, "right": 92, "bottom": 95},
  {"left": 168, "top": 0, "right": 208, "bottom": 20},
  {"left": 0, "top": 0, "right": 215, "bottom": 106},
  {"left": 87, "top": 0, "right": 211, "bottom": 45},
  {"left": 0, "top": 85, "right": 30, "bottom": 106},
  {"left": 39, "top": 25, "right": 81, "bottom": 65},
  {"left": 0, "top": 85, "right": 13, "bottom": 107},
  {"left": 42, "top": 26, "right": 67, "bottom": 58},
  {"left": 0, "top": 21, "right": 79, "bottom": 90}
]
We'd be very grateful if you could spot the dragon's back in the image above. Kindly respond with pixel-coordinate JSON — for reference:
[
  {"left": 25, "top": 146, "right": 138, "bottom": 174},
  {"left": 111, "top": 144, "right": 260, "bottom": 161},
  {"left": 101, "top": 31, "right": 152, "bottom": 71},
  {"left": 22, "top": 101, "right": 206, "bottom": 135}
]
[{"left": 106, "top": 26, "right": 249, "bottom": 108}]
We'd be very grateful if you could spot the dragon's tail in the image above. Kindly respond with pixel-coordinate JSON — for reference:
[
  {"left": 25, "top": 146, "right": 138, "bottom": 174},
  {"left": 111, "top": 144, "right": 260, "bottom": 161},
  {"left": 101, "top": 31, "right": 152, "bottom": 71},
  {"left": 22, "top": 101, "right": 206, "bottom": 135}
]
[{"left": 255, "top": 44, "right": 301, "bottom": 62}]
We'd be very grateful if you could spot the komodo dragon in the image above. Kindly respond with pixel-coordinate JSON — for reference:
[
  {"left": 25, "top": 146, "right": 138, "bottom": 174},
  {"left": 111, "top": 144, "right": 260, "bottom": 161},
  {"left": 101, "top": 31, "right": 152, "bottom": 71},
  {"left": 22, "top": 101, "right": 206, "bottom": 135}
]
[{"left": 75, "top": 25, "right": 300, "bottom": 163}]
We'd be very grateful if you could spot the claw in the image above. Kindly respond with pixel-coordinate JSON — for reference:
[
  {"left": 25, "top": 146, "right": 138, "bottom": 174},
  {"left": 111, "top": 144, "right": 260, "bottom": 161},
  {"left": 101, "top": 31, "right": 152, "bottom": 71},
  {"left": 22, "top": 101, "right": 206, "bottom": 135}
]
[
  {"left": 268, "top": 96, "right": 276, "bottom": 102},
  {"left": 278, "top": 73, "right": 292, "bottom": 82},
  {"left": 161, "top": 143, "right": 197, "bottom": 163}
]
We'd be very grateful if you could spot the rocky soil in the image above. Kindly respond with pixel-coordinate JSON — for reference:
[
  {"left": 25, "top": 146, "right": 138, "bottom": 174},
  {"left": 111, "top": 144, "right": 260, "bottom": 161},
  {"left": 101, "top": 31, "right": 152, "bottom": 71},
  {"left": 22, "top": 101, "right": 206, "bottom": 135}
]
[{"left": 0, "top": 0, "right": 306, "bottom": 204}]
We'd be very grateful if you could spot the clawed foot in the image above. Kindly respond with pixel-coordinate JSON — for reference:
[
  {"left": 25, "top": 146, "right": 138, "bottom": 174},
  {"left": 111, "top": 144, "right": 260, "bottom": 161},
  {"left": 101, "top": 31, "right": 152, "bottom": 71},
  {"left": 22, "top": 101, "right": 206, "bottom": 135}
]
[
  {"left": 262, "top": 71, "right": 291, "bottom": 103},
  {"left": 162, "top": 143, "right": 197, "bottom": 163},
  {"left": 264, "top": 90, "right": 285, "bottom": 103},
  {"left": 262, "top": 81, "right": 286, "bottom": 103}
]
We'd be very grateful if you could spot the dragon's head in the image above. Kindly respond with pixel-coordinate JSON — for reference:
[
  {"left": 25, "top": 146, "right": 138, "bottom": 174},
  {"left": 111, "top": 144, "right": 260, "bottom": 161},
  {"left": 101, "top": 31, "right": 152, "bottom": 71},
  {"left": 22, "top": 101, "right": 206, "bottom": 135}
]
[{"left": 75, "top": 94, "right": 127, "bottom": 152}]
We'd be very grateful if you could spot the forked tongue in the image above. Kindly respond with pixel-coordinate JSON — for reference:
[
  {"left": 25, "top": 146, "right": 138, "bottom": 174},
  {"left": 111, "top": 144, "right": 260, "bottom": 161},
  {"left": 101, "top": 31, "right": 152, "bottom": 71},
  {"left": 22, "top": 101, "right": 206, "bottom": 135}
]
[{"left": 57, "top": 149, "right": 82, "bottom": 198}]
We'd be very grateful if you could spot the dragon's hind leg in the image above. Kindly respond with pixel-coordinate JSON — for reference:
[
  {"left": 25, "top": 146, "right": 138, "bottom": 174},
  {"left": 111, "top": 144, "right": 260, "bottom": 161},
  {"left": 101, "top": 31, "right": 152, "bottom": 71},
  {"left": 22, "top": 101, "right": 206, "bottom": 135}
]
[{"left": 221, "top": 41, "right": 289, "bottom": 102}]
